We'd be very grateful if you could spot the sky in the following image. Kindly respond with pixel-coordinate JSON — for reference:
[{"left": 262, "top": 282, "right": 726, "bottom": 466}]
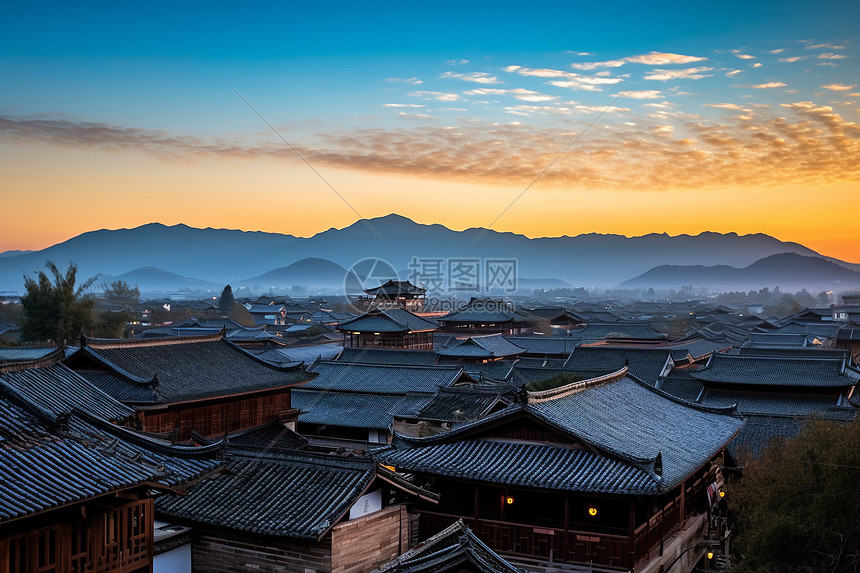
[{"left": 1, "top": 1, "right": 859, "bottom": 261}]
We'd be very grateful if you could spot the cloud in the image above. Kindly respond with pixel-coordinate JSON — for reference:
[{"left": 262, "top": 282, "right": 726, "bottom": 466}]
[
  {"left": 805, "top": 43, "right": 845, "bottom": 50},
  {"left": 504, "top": 66, "right": 625, "bottom": 91},
  {"left": 750, "top": 82, "right": 787, "bottom": 89},
  {"left": 571, "top": 59, "right": 626, "bottom": 70},
  {"left": 644, "top": 67, "right": 714, "bottom": 81},
  {"left": 409, "top": 91, "right": 461, "bottom": 102},
  {"left": 398, "top": 113, "right": 436, "bottom": 119},
  {"left": 383, "top": 103, "right": 425, "bottom": 108},
  {"left": 752, "top": 63, "right": 762, "bottom": 68},
  {"left": 779, "top": 56, "right": 803, "bottom": 63},
  {"left": 625, "top": 52, "right": 707, "bottom": 65},
  {"left": 735, "top": 54, "right": 756, "bottom": 60},
  {"left": 617, "top": 90, "right": 662, "bottom": 99},
  {"left": 768, "top": 49, "right": 785, "bottom": 54},
  {"left": 440, "top": 71, "right": 501, "bottom": 84},
  {"left": 387, "top": 77, "right": 423, "bottom": 85},
  {"left": 465, "top": 88, "right": 558, "bottom": 102},
  {"left": 818, "top": 53, "right": 848, "bottom": 60},
  {"left": 726, "top": 70, "right": 743, "bottom": 77},
  {"left": 705, "top": 103, "right": 747, "bottom": 110},
  {"left": 822, "top": 84, "right": 857, "bottom": 91},
  {"left": 4, "top": 103, "right": 858, "bottom": 193},
  {"left": 446, "top": 59, "right": 470, "bottom": 65}
]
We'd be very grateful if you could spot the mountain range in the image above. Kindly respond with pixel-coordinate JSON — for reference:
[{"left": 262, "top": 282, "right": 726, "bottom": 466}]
[{"left": 0, "top": 214, "right": 857, "bottom": 296}]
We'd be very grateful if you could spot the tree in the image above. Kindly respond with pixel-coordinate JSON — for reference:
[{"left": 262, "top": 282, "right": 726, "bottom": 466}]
[
  {"left": 728, "top": 418, "right": 860, "bottom": 573},
  {"left": 21, "top": 261, "right": 99, "bottom": 343},
  {"left": 100, "top": 280, "right": 140, "bottom": 307},
  {"left": 219, "top": 284, "right": 235, "bottom": 316}
]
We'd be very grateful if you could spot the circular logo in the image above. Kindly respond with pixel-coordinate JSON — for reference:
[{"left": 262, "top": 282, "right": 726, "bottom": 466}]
[{"left": 343, "top": 257, "right": 399, "bottom": 311}]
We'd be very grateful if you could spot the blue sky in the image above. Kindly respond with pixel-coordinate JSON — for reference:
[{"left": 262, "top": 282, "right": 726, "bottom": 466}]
[{"left": 2, "top": 1, "right": 859, "bottom": 260}]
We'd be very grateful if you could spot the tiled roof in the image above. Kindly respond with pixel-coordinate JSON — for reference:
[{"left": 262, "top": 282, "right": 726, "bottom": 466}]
[
  {"left": 690, "top": 354, "right": 858, "bottom": 388},
  {"left": 505, "top": 336, "right": 579, "bottom": 357},
  {"left": 225, "top": 420, "right": 309, "bottom": 451},
  {"left": 304, "top": 361, "right": 466, "bottom": 394},
  {"left": 525, "top": 377, "right": 743, "bottom": 489},
  {"left": 74, "top": 369, "right": 160, "bottom": 404},
  {"left": 0, "top": 361, "right": 135, "bottom": 422},
  {"left": 294, "top": 389, "right": 433, "bottom": 429},
  {"left": 414, "top": 387, "right": 510, "bottom": 423},
  {"left": 461, "top": 360, "right": 516, "bottom": 382},
  {"left": 439, "top": 304, "right": 517, "bottom": 324},
  {"left": 339, "top": 308, "right": 438, "bottom": 333},
  {"left": 698, "top": 389, "right": 846, "bottom": 416},
  {"left": 0, "top": 346, "right": 61, "bottom": 364},
  {"left": 376, "top": 434, "right": 659, "bottom": 495},
  {"left": 337, "top": 347, "right": 439, "bottom": 366},
  {"left": 436, "top": 334, "right": 526, "bottom": 359},
  {"left": 155, "top": 452, "right": 377, "bottom": 539},
  {"left": 0, "top": 395, "right": 220, "bottom": 524},
  {"left": 563, "top": 347, "right": 674, "bottom": 383},
  {"left": 365, "top": 280, "right": 426, "bottom": 296},
  {"left": 376, "top": 519, "right": 523, "bottom": 573},
  {"left": 567, "top": 322, "right": 667, "bottom": 342},
  {"left": 727, "top": 415, "right": 839, "bottom": 459},
  {"left": 377, "top": 375, "right": 743, "bottom": 493},
  {"left": 67, "top": 335, "right": 310, "bottom": 404}
]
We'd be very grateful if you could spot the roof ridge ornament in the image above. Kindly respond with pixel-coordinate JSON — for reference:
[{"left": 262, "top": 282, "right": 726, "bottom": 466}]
[{"left": 526, "top": 366, "right": 629, "bottom": 404}]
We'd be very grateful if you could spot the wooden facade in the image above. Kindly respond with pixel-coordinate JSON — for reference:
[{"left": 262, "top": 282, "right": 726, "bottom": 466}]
[
  {"left": 344, "top": 331, "right": 434, "bottom": 350},
  {"left": 0, "top": 497, "right": 153, "bottom": 573},
  {"left": 410, "top": 474, "right": 713, "bottom": 571},
  {"left": 142, "top": 390, "right": 298, "bottom": 441},
  {"left": 187, "top": 505, "right": 409, "bottom": 573}
]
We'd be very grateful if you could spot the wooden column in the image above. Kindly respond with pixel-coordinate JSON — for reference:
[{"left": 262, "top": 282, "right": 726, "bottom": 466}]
[
  {"left": 628, "top": 501, "right": 636, "bottom": 571},
  {"left": 474, "top": 485, "right": 481, "bottom": 530},
  {"left": 680, "top": 479, "right": 687, "bottom": 519}
]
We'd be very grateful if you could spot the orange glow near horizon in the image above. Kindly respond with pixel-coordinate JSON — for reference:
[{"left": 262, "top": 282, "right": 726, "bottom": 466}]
[{"left": 2, "top": 145, "right": 858, "bottom": 264}]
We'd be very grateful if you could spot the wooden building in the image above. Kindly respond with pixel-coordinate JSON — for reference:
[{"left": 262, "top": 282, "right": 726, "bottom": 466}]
[
  {"left": 156, "top": 449, "right": 438, "bottom": 573},
  {"left": 0, "top": 357, "right": 220, "bottom": 573},
  {"left": 64, "top": 332, "right": 312, "bottom": 441},
  {"left": 374, "top": 368, "right": 743, "bottom": 571},
  {"left": 338, "top": 308, "right": 438, "bottom": 350},
  {"left": 437, "top": 299, "right": 530, "bottom": 336},
  {"left": 357, "top": 280, "right": 427, "bottom": 312}
]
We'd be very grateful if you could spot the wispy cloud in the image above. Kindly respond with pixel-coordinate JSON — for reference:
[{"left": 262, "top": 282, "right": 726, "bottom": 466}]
[
  {"left": 750, "top": 82, "right": 787, "bottom": 89},
  {"left": 705, "top": 103, "right": 748, "bottom": 110},
  {"left": 387, "top": 77, "right": 423, "bottom": 85},
  {"left": 383, "top": 103, "right": 425, "bottom": 108},
  {"left": 465, "top": 88, "right": 558, "bottom": 102},
  {"left": 818, "top": 53, "right": 849, "bottom": 60},
  {"left": 4, "top": 104, "right": 858, "bottom": 192},
  {"left": 446, "top": 59, "right": 470, "bottom": 65},
  {"left": 617, "top": 90, "right": 662, "bottom": 99},
  {"left": 805, "top": 42, "right": 845, "bottom": 50},
  {"left": 726, "top": 70, "right": 743, "bottom": 77},
  {"left": 734, "top": 54, "right": 756, "bottom": 60},
  {"left": 504, "top": 66, "right": 625, "bottom": 91},
  {"left": 409, "top": 91, "right": 461, "bottom": 102},
  {"left": 625, "top": 52, "right": 707, "bottom": 65},
  {"left": 570, "top": 59, "right": 626, "bottom": 70},
  {"left": 779, "top": 56, "right": 803, "bottom": 63},
  {"left": 822, "top": 83, "right": 857, "bottom": 91},
  {"left": 441, "top": 71, "right": 501, "bottom": 84},
  {"left": 644, "top": 67, "right": 714, "bottom": 81}
]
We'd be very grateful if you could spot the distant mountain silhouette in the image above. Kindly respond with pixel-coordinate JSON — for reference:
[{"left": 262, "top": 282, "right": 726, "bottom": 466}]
[
  {"left": 617, "top": 252, "right": 860, "bottom": 292},
  {"left": 100, "top": 266, "right": 223, "bottom": 295},
  {"left": 0, "top": 215, "right": 856, "bottom": 294},
  {"left": 237, "top": 258, "right": 348, "bottom": 290}
]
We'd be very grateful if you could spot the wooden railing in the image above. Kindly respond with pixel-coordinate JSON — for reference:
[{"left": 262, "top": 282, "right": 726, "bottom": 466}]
[
  {"left": 419, "top": 511, "right": 631, "bottom": 570},
  {"left": 419, "top": 479, "right": 711, "bottom": 573}
]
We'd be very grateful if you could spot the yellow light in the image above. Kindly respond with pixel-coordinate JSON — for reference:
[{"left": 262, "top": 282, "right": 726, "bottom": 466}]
[
  {"left": 719, "top": 490, "right": 725, "bottom": 498},
  {"left": 588, "top": 506, "right": 598, "bottom": 517},
  {"left": 707, "top": 552, "right": 714, "bottom": 560},
  {"left": 505, "top": 496, "right": 514, "bottom": 505}
]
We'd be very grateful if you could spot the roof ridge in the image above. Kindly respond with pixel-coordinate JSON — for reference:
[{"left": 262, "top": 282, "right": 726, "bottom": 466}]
[
  {"left": 526, "top": 366, "right": 628, "bottom": 404},
  {"left": 83, "top": 330, "right": 224, "bottom": 349}
]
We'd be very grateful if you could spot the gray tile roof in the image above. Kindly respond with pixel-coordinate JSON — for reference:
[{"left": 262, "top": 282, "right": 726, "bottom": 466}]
[
  {"left": 505, "top": 336, "right": 580, "bottom": 357},
  {"left": 376, "top": 375, "right": 743, "bottom": 493},
  {"left": 337, "top": 347, "right": 439, "bottom": 366},
  {"left": 339, "top": 308, "right": 438, "bottom": 333},
  {"left": 690, "top": 354, "right": 859, "bottom": 388},
  {"left": 376, "top": 520, "right": 524, "bottom": 573},
  {"left": 304, "top": 361, "right": 466, "bottom": 394},
  {"left": 155, "top": 452, "right": 377, "bottom": 539},
  {"left": 567, "top": 322, "right": 667, "bottom": 342},
  {"left": 0, "top": 360, "right": 135, "bottom": 422},
  {"left": 436, "top": 334, "right": 526, "bottom": 359},
  {"left": 563, "top": 347, "right": 674, "bottom": 383},
  {"left": 365, "top": 279, "right": 426, "bottom": 296},
  {"left": 0, "top": 395, "right": 220, "bottom": 524},
  {"left": 698, "top": 389, "right": 847, "bottom": 416},
  {"left": 67, "top": 334, "right": 310, "bottom": 404},
  {"left": 294, "top": 389, "right": 433, "bottom": 430},
  {"left": 414, "top": 387, "right": 510, "bottom": 423}
]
